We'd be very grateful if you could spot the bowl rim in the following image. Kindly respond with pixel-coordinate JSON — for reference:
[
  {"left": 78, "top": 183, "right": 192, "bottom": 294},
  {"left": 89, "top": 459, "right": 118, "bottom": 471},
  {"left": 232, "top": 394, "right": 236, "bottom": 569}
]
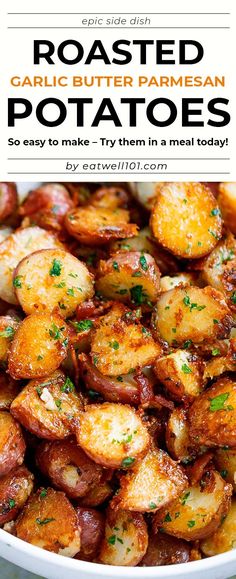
[{"left": 0, "top": 528, "right": 235, "bottom": 577}]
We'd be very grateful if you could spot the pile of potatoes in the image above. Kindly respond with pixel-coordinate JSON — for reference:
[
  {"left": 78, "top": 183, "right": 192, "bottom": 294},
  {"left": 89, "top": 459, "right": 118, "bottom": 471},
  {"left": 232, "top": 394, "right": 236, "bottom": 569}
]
[{"left": 0, "top": 180, "right": 235, "bottom": 566}]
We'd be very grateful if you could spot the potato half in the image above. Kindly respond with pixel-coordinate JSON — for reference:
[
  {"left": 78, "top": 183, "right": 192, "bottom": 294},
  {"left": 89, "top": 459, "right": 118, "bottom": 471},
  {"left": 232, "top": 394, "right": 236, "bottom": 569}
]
[
  {"left": 14, "top": 249, "right": 94, "bottom": 318},
  {"left": 165, "top": 408, "right": 191, "bottom": 462},
  {"left": 0, "top": 316, "right": 19, "bottom": 363},
  {"left": 99, "top": 508, "right": 148, "bottom": 566},
  {"left": 150, "top": 182, "right": 222, "bottom": 258},
  {"left": 76, "top": 402, "right": 150, "bottom": 468},
  {"left": 0, "top": 411, "right": 25, "bottom": 476},
  {"left": 0, "top": 226, "right": 63, "bottom": 304},
  {"left": 201, "top": 498, "right": 236, "bottom": 556},
  {"left": 0, "top": 465, "right": 34, "bottom": 527},
  {"left": 218, "top": 182, "right": 236, "bottom": 235},
  {"left": 215, "top": 448, "right": 236, "bottom": 491},
  {"left": 75, "top": 507, "right": 105, "bottom": 561},
  {"left": 154, "top": 350, "right": 202, "bottom": 401},
  {"left": 65, "top": 206, "right": 138, "bottom": 245}
]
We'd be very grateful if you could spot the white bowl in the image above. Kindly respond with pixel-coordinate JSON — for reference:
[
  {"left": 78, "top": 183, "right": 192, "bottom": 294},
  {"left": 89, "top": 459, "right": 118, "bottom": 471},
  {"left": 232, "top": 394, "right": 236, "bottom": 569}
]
[{"left": 0, "top": 529, "right": 235, "bottom": 579}]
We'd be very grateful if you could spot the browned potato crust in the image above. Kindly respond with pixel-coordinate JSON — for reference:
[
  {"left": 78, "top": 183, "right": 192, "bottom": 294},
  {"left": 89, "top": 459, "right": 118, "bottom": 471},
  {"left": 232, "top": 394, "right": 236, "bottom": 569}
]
[
  {"left": 215, "top": 448, "right": 236, "bottom": 491},
  {"left": 0, "top": 315, "right": 19, "bottom": 363},
  {"left": 165, "top": 408, "right": 191, "bottom": 462},
  {"left": 78, "top": 353, "right": 140, "bottom": 405},
  {"left": 0, "top": 466, "right": 34, "bottom": 526},
  {"left": 15, "top": 488, "right": 81, "bottom": 555},
  {"left": 75, "top": 507, "right": 105, "bottom": 561},
  {"left": 154, "top": 286, "right": 233, "bottom": 346},
  {"left": 0, "top": 183, "right": 18, "bottom": 222},
  {"left": 8, "top": 313, "right": 69, "bottom": 379},
  {"left": 11, "top": 370, "right": 83, "bottom": 439},
  {"left": 14, "top": 249, "right": 94, "bottom": 318},
  {"left": 189, "top": 376, "right": 236, "bottom": 447},
  {"left": 153, "top": 470, "right": 232, "bottom": 541},
  {"left": 76, "top": 402, "right": 150, "bottom": 468},
  {"left": 140, "top": 531, "right": 190, "bottom": 566},
  {"left": 201, "top": 498, "right": 236, "bottom": 555},
  {"left": 154, "top": 350, "right": 203, "bottom": 401},
  {"left": 89, "top": 186, "right": 129, "bottom": 210},
  {"left": 65, "top": 206, "right": 138, "bottom": 246},
  {"left": 150, "top": 182, "right": 222, "bottom": 258},
  {"left": 218, "top": 183, "right": 236, "bottom": 234},
  {"left": 0, "top": 412, "right": 25, "bottom": 476},
  {"left": 111, "top": 447, "right": 187, "bottom": 513},
  {"left": 99, "top": 508, "right": 148, "bottom": 566},
  {"left": 0, "top": 373, "right": 20, "bottom": 410},
  {"left": 79, "top": 481, "right": 113, "bottom": 508},
  {"left": 36, "top": 439, "right": 103, "bottom": 498},
  {"left": 0, "top": 226, "right": 63, "bottom": 304},
  {"left": 19, "top": 183, "right": 74, "bottom": 230},
  {"left": 200, "top": 233, "right": 236, "bottom": 292},
  {"left": 91, "top": 303, "right": 161, "bottom": 376},
  {"left": 96, "top": 252, "right": 160, "bottom": 306}
]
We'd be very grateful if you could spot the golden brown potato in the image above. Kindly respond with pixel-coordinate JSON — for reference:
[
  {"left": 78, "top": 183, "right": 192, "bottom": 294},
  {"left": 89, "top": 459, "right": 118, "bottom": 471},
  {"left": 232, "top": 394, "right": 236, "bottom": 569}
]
[
  {"left": 14, "top": 249, "right": 94, "bottom": 318},
  {"left": 130, "top": 182, "right": 164, "bottom": 210},
  {"left": 160, "top": 273, "right": 197, "bottom": 293},
  {"left": 215, "top": 448, "right": 236, "bottom": 491},
  {"left": 154, "top": 350, "right": 203, "bottom": 401},
  {"left": 0, "top": 411, "right": 25, "bottom": 476},
  {"left": 221, "top": 258, "right": 236, "bottom": 313},
  {"left": 154, "top": 286, "right": 233, "bottom": 346},
  {"left": 89, "top": 186, "right": 128, "bottom": 210},
  {"left": 79, "top": 480, "right": 113, "bottom": 508},
  {"left": 201, "top": 498, "right": 236, "bottom": 555},
  {"left": 0, "top": 373, "right": 20, "bottom": 410},
  {"left": 99, "top": 508, "right": 148, "bottom": 566},
  {"left": 200, "top": 233, "right": 236, "bottom": 292},
  {"left": 0, "top": 316, "right": 19, "bottom": 363},
  {"left": 79, "top": 354, "right": 140, "bottom": 405},
  {"left": 140, "top": 531, "right": 190, "bottom": 566},
  {"left": 76, "top": 402, "right": 150, "bottom": 469},
  {"left": 36, "top": 439, "right": 103, "bottom": 498},
  {"left": 0, "top": 466, "right": 34, "bottom": 526},
  {"left": 11, "top": 370, "right": 83, "bottom": 440},
  {"left": 111, "top": 447, "right": 187, "bottom": 513},
  {"left": 150, "top": 182, "right": 222, "bottom": 258},
  {"left": 19, "top": 183, "right": 74, "bottom": 231},
  {"left": 0, "top": 226, "right": 63, "bottom": 304},
  {"left": 218, "top": 182, "right": 236, "bottom": 235},
  {"left": 75, "top": 507, "right": 105, "bottom": 561},
  {"left": 0, "top": 183, "right": 18, "bottom": 222},
  {"left": 153, "top": 470, "right": 232, "bottom": 541},
  {"left": 8, "top": 313, "right": 69, "bottom": 379},
  {"left": 96, "top": 252, "right": 160, "bottom": 306},
  {"left": 189, "top": 376, "right": 236, "bottom": 447},
  {"left": 91, "top": 303, "right": 161, "bottom": 376},
  {"left": 65, "top": 206, "right": 138, "bottom": 246},
  {"left": 165, "top": 408, "right": 191, "bottom": 462},
  {"left": 15, "top": 488, "right": 81, "bottom": 555}
]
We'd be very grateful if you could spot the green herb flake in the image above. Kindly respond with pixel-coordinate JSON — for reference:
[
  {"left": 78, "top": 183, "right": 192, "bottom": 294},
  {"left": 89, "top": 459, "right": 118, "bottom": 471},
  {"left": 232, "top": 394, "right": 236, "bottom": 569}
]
[
  {"left": 39, "top": 489, "right": 47, "bottom": 498},
  {"left": 210, "top": 208, "right": 221, "bottom": 217},
  {"left": 55, "top": 399, "right": 62, "bottom": 410},
  {"left": 181, "top": 491, "right": 190, "bottom": 505},
  {"left": 213, "top": 319, "right": 219, "bottom": 324},
  {"left": 0, "top": 326, "right": 15, "bottom": 339},
  {"left": 49, "top": 259, "right": 62, "bottom": 277},
  {"left": 72, "top": 319, "right": 93, "bottom": 333},
  {"left": 37, "top": 355, "right": 43, "bottom": 361},
  {"left": 121, "top": 457, "right": 135, "bottom": 468},
  {"left": 107, "top": 535, "right": 116, "bottom": 545},
  {"left": 67, "top": 288, "right": 75, "bottom": 297},
  {"left": 9, "top": 499, "right": 15, "bottom": 509},
  {"left": 109, "top": 340, "right": 119, "bottom": 350},
  {"left": 139, "top": 255, "right": 148, "bottom": 271},
  {"left": 117, "top": 376, "right": 123, "bottom": 382},
  {"left": 212, "top": 348, "right": 220, "bottom": 357},
  {"left": 220, "top": 469, "right": 228, "bottom": 479},
  {"left": 117, "top": 537, "right": 124, "bottom": 544},
  {"left": 113, "top": 261, "right": 119, "bottom": 271},
  {"left": 183, "top": 340, "right": 192, "bottom": 349},
  {"left": 230, "top": 291, "right": 236, "bottom": 305},
  {"left": 164, "top": 513, "right": 172, "bottom": 522},
  {"left": 130, "top": 285, "right": 147, "bottom": 306},
  {"left": 208, "top": 229, "right": 220, "bottom": 240},
  {"left": 36, "top": 517, "right": 55, "bottom": 526},
  {"left": 61, "top": 376, "right": 75, "bottom": 393},
  {"left": 172, "top": 327, "right": 176, "bottom": 333},
  {"left": 13, "top": 276, "right": 22, "bottom": 288},
  {"left": 187, "top": 520, "right": 196, "bottom": 528},
  {"left": 149, "top": 502, "right": 157, "bottom": 510},
  {"left": 88, "top": 389, "right": 100, "bottom": 399},
  {"left": 69, "top": 272, "right": 78, "bottom": 278},
  {"left": 165, "top": 305, "right": 170, "bottom": 310},
  {"left": 181, "top": 364, "right": 192, "bottom": 374},
  {"left": 54, "top": 281, "right": 66, "bottom": 288},
  {"left": 209, "top": 392, "right": 230, "bottom": 412},
  {"left": 49, "top": 323, "right": 64, "bottom": 341}
]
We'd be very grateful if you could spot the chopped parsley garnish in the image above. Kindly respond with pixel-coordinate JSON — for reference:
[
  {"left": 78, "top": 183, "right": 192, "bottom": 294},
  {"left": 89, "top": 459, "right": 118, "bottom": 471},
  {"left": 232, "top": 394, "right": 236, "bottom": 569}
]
[
  {"left": 37, "top": 355, "right": 43, "bottom": 361},
  {"left": 181, "top": 364, "right": 192, "bottom": 374},
  {"left": 187, "top": 520, "right": 196, "bottom": 528},
  {"left": 208, "top": 229, "right": 220, "bottom": 240},
  {"left": 8, "top": 499, "right": 15, "bottom": 509},
  {"left": 183, "top": 340, "right": 192, "bottom": 349},
  {"left": 109, "top": 340, "right": 119, "bottom": 350},
  {"left": 212, "top": 348, "right": 220, "bottom": 356},
  {"left": 49, "top": 259, "right": 62, "bottom": 277},
  {"left": 213, "top": 319, "right": 219, "bottom": 324},
  {"left": 116, "top": 288, "right": 128, "bottom": 295},
  {"left": 164, "top": 513, "right": 172, "bottom": 522},
  {"left": 61, "top": 376, "right": 75, "bottom": 393},
  {"left": 0, "top": 326, "right": 15, "bottom": 339},
  {"left": 181, "top": 491, "right": 190, "bottom": 505},
  {"left": 40, "top": 489, "right": 47, "bottom": 498},
  {"left": 107, "top": 535, "right": 116, "bottom": 545},
  {"left": 183, "top": 295, "right": 206, "bottom": 312},
  {"left": 209, "top": 392, "right": 231, "bottom": 412},
  {"left": 220, "top": 469, "right": 228, "bottom": 479},
  {"left": 88, "top": 389, "right": 100, "bottom": 399},
  {"left": 142, "top": 327, "right": 151, "bottom": 337},
  {"left": 230, "top": 291, "right": 236, "bottom": 305},
  {"left": 54, "top": 281, "right": 66, "bottom": 288},
  {"left": 172, "top": 327, "right": 176, "bottom": 333},
  {"left": 55, "top": 399, "right": 62, "bottom": 410},
  {"left": 13, "top": 276, "right": 22, "bottom": 288},
  {"left": 36, "top": 517, "right": 55, "bottom": 526},
  {"left": 210, "top": 208, "right": 221, "bottom": 217},
  {"left": 93, "top": 356, "right": 98, "bottom": 366},
  {"left": 113, "top": 261, "right": 119, "bottom": 271},
  {"left": 69, "top": 272, "right": 78, "bottom": 278},
  {"left": 139, "top": 255, "right": 148, "bottom": 271},
  {"left": 149, "top": 502, "right": 157, "bottom": 510},
  {"left": 130, "top": 285, "right": 148, "bottom": 306},
  {"left": 72, "top": 319, "right": 93, "bottom": 333},
  {"left": 117, "top": 376, "right": 123, "bottom": 382},
  {"left": 49, "top": 323, "right": 65, "bottom": 340},
  {"left": 67, "top": 288, "right": 75, "bottom": 296},
  {"left": 121, "top": 457, "right": 135, "bottom": 468}
]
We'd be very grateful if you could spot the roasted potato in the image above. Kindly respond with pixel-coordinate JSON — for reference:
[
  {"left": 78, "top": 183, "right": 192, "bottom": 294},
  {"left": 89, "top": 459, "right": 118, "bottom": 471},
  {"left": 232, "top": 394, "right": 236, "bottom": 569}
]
[
  {"left": 91, "top": 303, "right": 161, "bottom": 376},
  {"left": 0, "top": 183, "right": 18, "bottom": 222},
  {"left": 0, "top": 226, "right": 63, "bottom": 304},
  {"left": 8, "top": 312, "right": 69, "bottom": 379},
  {"left": 130, "top": 182, "right": 164, "bottom": 210},
  {"left": 189, "top": 376, "right": 236, "bottom": 447},
  {"left": 89, "top": 186, "right": 129, "bottom": 210},
  {"left": 160, "top": 273, "right": 197, "bottom": 293},
  {"left": 218, "top": 182, "right": 236, "bottom": 234},
  {"left": 65, "top": 206, "right": 138, "bottom": 246},
  {"left": 14, "top": 249, "right": 94, "bottom": 318},
  {"left": 75, "top": 507, "right": 105, "bottom": 561},
  {"left": 165, "top": 408, "right": 191, "bottom": 462},
  {"left": 99, "top": 508, "right": 148, "bottom": 566},
  {"left": 140, "top": 531, "right": 190, "bottom": 566},
  {"left": 150, "top": 182, "right": 222, "bottom": 258},
  {"left": 11, "top": 370, "right": 83, "bottom": 439},
  {"left": 154, "top": 350, "right": 203, "bottom": 401},
  {"left": 111, "top": 447, "right": 187, "bottom": 513},
  {"left": 201, "top": 498, "right": 236, "bottom": 555},
  {"left": 215, "top": 448, "right": 236, "bottom": 491},
  {"left": 153, "top": 470, "right": 232, "bottom": 541},
  {"left": 153, "top": 286, "right": 233, "bottom": 346},
  {"left": 0, "top": 466, "right": 34, "bottom": 526},
  {"left": 0, "top": 411, "right": 25, "bottom": 476},
  {"left": 36, "top": 439, "right": 103, "bottom": 498},
  {"left": 15, "top": 488, "right": 81, "bottom": 555},
  {"left": 76, "top": 402, "right": 150, "bottom": 468},
  {"left": 19, "top": 183, "right": 74, "bottom": 230},
  {"left": 96, "top": 252, "right": 160, "bottom": 307},
  {"left": 79, "top": 354, "right": 140, "bottom": 405},
  {"left": 200, "top": 233, "right": 236, "bottom": 291},
  {"left": 79, "top": 480, "right": 113, "bottom": 508},
  {"left": 0, "top": 373, "right": 20, "bottom": 410},
  {"left": 0, "top": 315, "right": 19, "bottom": 363}
]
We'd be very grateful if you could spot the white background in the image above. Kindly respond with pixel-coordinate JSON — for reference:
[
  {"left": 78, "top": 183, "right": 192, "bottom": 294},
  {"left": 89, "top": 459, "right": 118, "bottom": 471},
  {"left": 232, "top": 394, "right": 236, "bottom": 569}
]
[{"left": 0, "top": 0, "right": 235, "bottom": 182}]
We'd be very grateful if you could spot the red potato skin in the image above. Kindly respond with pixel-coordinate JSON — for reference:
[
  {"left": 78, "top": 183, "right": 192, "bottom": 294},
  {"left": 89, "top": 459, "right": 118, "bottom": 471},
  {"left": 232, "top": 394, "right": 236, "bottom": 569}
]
[
  {"left": 0, "top": 466, "right": 34, "bottom": 526},
  {"left": 19, "top": 184, "right": 74, "bottom": 231},
  {"left": 78, "top": 354, "right": 140, "bottom": 405},
  {"left": 36, "top": 438, "right": 103, "bottom": 499},
  {"left": 0, "top": 373, "right": 20, "bottom": 410},
  {"left": 139, "top": 532, "right": 190, "bottom": 566},
  {"left": 75, "top": 507, "right": 105, "bottom": 561},
  {"left": 0, "top": 411, "right": 25, "bottom": 477},
  {"left": 0, "top": 183, "right": 18, "bottom": 222}
]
